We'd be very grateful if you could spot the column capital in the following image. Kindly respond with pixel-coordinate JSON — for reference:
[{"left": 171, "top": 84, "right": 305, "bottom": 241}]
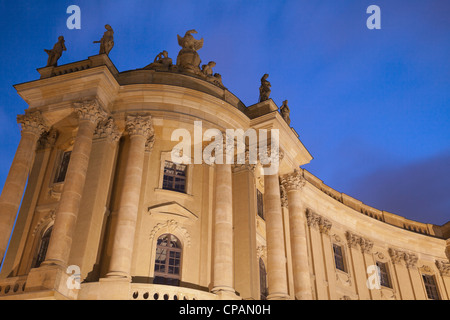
[
  {"left": 17, "top": 111, "right": 49, "bottom": 137},
  {"left": 306, "top": 209, "right": 332, "bottom": 235},
  {"left": 388, "top": 248, "right": 418, "bottom": 268},
  {"left": 74, "top": 99, "right": 108, "bottom": 124},
  {"left": 280, "top": 169, "right": 305, "bottom": 192},
  {"left": 232, "top": 150, "right": 256, "bottom": 173},
  {"left": 345, "top": 231, "right": 373, "bottom": 254},
  {"left": 94, "top": 117, "right": 121, "bottom": 143},
  {"left": 435, "top": 260, "right": 450, "bottom": 277},
  {"left": 125, "top": 114, "right": 154, "bottom": 138}
]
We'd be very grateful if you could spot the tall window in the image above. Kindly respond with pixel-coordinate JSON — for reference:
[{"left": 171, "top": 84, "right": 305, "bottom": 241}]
[
  {"left": 154, "top": 234, "right": 182, "bottom": 286},
  {"left": 422, "top": 274, "right": 440, "bottom": 300},
  {"left": 376, "top": 261, "right": 391, "bottom": 288},
  {"left": 333, "top": 244, "right": 346, "bottom": 272},
  {"left": 34, "top": 226, "right": 53, "bottom": 268},
  {"left": 54, "top": 151, "right": 72, "bottom": 183},
  {"left": 259, "top": 258, "right": 268, "bottom": 300},
  {"left": 257, "top": 189, "right": 264, "bottom": 220},
  {"left": 162, "top": 161, "right": 187, "bottom": 193}
]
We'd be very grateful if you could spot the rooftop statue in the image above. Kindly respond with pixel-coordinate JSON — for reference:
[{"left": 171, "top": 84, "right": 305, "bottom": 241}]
[
  {"left": 201, "top": 61, "right": 216, "bottom": 77},
  {"left": 94, "top": 24, "right": 114, "bottom": 55},
  {"left": 259, "top": 73, "right": 271, "bottom": 102},
  {"left": 44, "top": 36, "right": 66, "bottom": 67},
  {"left": 144, "top": 50, "right": 173, "bottom": 71},
  {"left": 280, "top": 100, "right": 291, "bottom": 125},
  {"left": 176, "top": 29, "right": 204, "bottom": 75}
]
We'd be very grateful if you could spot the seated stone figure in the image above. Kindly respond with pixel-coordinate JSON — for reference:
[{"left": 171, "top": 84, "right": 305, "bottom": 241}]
[{"left": 144, "top": 50, "right": 173, "bottom": 71}]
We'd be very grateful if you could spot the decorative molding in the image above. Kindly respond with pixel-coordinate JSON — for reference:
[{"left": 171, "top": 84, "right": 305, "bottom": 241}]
[
  {"left": 435, "top": 260, "right": 450, "bottom": 277},
  {"left": 94, "top": 117, "right": 121, "bottom": 143},
  {"left": 73, "top": 99, "right": 108, "bottom": 124},
  {"left": 149, "top": 219, "right": 191, "bottom": 247},
  {"left": 345, "top": 231, "right": 373, "bottom": 254},
  {"left": 306, "top": 209, "right": 332, "bottom": 235},
  {"left": 280, "top": 169, "right": 305, "bottom": 192},
  {"left": 232, "top": 150, "right": 257, "bottom": 173},
  {"left": 17, "top": 111, "right": 49, "bottom": 137}
]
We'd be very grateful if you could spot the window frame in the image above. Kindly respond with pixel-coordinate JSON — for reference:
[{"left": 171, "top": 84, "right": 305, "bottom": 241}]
[
  {"left": 53, "top": 150, "right": 72, "bottom": 184},
  {"left": 422, "top": 274, "right": 440, "bottom": 300},
  {"left": 153, "top": 233, "right": 182, "bottom": 286},
  {"left": 376, "top": 261, "right": 392, "bottom": 289},
  {"left": 162, "top": 161, "right": 188, "bottom": 193},
  {"left": 333, "top": 243, "right": 347, "bottom": 273}
]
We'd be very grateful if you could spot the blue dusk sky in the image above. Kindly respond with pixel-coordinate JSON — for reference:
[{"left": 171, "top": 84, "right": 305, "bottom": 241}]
[{"left": 0, "top": 1, "right": 449, "bottom": 226}]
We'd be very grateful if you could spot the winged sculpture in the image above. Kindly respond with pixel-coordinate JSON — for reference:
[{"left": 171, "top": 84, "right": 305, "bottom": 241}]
[{"left": 177, "top": 29, "right": 204, "bottom": 51}]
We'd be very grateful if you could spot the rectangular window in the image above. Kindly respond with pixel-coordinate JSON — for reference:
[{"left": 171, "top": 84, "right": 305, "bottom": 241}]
[
  {"left": 162, "top": 161, "right": 187, "bottom": 193},
  {"left": 422, "top": 274, "right": 440, "bottom": 300},
  {"left": 333, "top": 244, "right": 346, "bottom": 272},
  {"left": 257, "top": 189, "right": 264, "bottom": 220},
  {"left": 54, "top": 151, "right": 72, "bottom": 183},
  {"left": 376, "top": 261, "right": 391, "bottom": 288}
]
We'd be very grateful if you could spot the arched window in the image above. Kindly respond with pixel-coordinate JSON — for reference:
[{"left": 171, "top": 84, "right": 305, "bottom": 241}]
[
  {"left": 34, "top": 226, "right": 53, "bottom": 268},
  {"left": 153, "top": 234, "right": 182, "bottom": 286},
  {"left": 259, "top": 258, "right": 268, "bottom": 300}
]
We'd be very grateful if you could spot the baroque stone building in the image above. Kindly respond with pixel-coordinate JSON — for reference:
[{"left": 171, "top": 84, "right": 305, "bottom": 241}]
[{"left": 0, "top": 31, "right": 449, "bottom": 300}]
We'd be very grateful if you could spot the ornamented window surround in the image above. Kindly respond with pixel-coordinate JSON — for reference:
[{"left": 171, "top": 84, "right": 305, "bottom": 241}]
[
  {"left": 373, "top": 251, "right": 395, "bottom": 291},
  {"left": 419, "top": 265, "right": 442, "bottom": 300},
  {"left": 331, "top": 235, "right": 350, "bottom": 275}
]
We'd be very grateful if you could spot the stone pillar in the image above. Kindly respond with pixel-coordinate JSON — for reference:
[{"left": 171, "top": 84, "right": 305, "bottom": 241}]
[
  {"left": 0, "top": 111, "right": 48, "bottom": 261},
  {"left": 212, "top": 162, "right": 235, "bottom": 295},
  {"left": 264, "top": 170, "right": 289, "bottom": 299},
  {"left": 106, "top": 115, "right": 153, "bottom": 280},
  {"left": 281, "top": 170, "right": 312, "bottom": 300},
  {"left": 42, "top": 100, "right": 107, "bottom": 267}
]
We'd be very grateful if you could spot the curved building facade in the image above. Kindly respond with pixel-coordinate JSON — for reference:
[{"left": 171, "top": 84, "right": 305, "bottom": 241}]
[{"left": 0, "top": 32, "right": 449, "bottom": 300}]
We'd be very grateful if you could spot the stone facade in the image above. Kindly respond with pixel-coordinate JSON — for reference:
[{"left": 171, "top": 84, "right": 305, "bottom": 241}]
[{"left": 0, "top": 45, "right": 449, "bottom": 300}]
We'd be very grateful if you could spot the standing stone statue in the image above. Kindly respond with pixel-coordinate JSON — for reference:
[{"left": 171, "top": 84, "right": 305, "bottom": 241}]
[
  {"left": 44, "top": 36, "right": 66, "bottom": 67},
  {"left": 280, "top": 100, "right": 291, "bottom": 125},
  {"left": 259, "top": 73, "right": 271, "bottom": 102},
  {"left": 94, "top": 24, "right": 114, "bottom": 55},
  {"left": 176, "top": 29, "right": 204, "bottom": 74}
]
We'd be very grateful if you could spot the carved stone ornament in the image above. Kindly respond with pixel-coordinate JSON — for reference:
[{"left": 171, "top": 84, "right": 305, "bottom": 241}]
[
  {"left": 280, "top": 169, "right": 305, "bottom": 192},
  {"left": 44, "top": 36, "right": 66, "bottom": 67},
  {"left": 232, "top": 150, "right": 257, "bottom": 173},
  {"left": 37, "top": 129, "right": 59, "bottom": 150},
  {"left": 73, "top": 99, "right": 108, "bottom": 124},
  {"left": 149, "top": 219, "right": 191, "bottom": 247},
  {"left": 435, "top": 260, "right": 450, "bottom": 277},
  {"left": 279, "top": 182, "right": 288, "bottom": 208},
  {"left": 32, "top": 210, "right": 56, "bottom": 236},
  {"left": 94, "top": 117, "right": 121, "bottom": 143},
  {"left": 126, "top": 114, "right": 154, "bottom": 138},
  {"left": 345, "top": 231, "right": 373, "bottom": 254},
  {"left": 176, "top": 29, "right": 204, "bottom": 75},
  {"left": 306, "top": 209, "right": 332, "bottom": 235},
  {"left": 17, "top": 111, "right": 49, "bottom": 137},
  {"left": 388, "top": 248, "right": 418, "bottom": 268},
  {"left": 256, "top": 245, "right": 267, "bottom": 259}
]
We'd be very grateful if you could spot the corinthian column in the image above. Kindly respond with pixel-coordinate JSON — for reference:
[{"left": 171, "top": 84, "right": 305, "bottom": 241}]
[
  {"left": 281, "top": 169, "right": 312, "bottom": 300},
  {"left": 42, "top": 100, "right": 107, "bottom": 267},
  {"left": 0, "top": 112, "right": 48, "bottom": 261},
  {"left": 106, "top": 115, "right": 154, "bottom": 280},
  {"left": 212, "top": 134, "right": 235, "bottom": 295},
  {"left": 264, "top": 165, "right": 289, "bottom": 299}
]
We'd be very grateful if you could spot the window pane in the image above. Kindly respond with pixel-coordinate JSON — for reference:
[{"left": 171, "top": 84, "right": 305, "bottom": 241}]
[{"left": 54, "top": 151, "right": 72, "bottom": 183}]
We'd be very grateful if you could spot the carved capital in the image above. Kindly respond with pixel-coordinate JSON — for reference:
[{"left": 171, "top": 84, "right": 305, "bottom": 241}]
[
  {"left": 280, "top": 169, "right": 305, "bottom": 192},
  {"left": 74, "top": 99, "right": 108, "bottom": 124},
  {"left": 233, "top": 150, "right": 256, "bottom": 173},
  {"left": 17, "top": 111, "right": 49, "bottom": 137},
  {"left": 345, "top": 231, "right": 373, "bottom": 254},
  {"left": 436, "top": 260, "right": 450, "bottom": 277},
  {"left": 388, "top": 248, "right": 418, "bottom": 268},
  {"left": 126, "top": 115, "right": 154, "bottom": 138},
  {"left": 257, "top": 245, "right": 267, "bottom": 259},
  {"left": 145, "top": 134, "right": 155, "bottom": 152},
  {"left": 388, "top": 248, "right": 405, "bottom": 265},
  {"left": 37, "top": 129, "right": 59, "bottom": 150},
  {"left": 94, "top": 117, "right": 121, "bottom": 143},
  {"left": 279, "top": 182, "right": 288, "bottom": 208},
  {"left": 404, "top": 253, "right": 418, "bottom": 269},
  {"left": 306, "top": 209, "right": 332, "bottom": 235}
]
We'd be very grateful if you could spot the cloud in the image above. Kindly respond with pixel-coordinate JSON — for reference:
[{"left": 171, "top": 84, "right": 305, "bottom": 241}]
[{"left": 348, "top": 149, "right": 450, "bottom": 225}]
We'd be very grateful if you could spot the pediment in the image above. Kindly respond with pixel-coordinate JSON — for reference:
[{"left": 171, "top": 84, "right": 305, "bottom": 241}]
[{"left": 148, "top": 201, "right": 198, "bottom": 221}]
